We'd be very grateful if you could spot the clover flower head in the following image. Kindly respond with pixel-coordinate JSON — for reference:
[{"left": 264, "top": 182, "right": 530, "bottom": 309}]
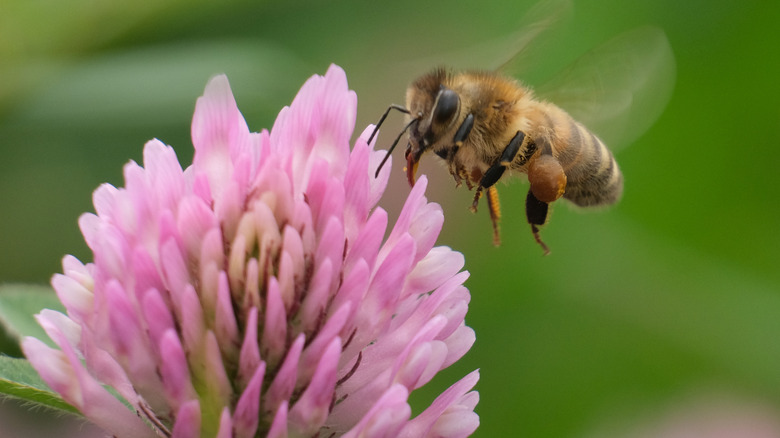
[{"left": 23, "top": 64, "right": 479, "bottom": 438}]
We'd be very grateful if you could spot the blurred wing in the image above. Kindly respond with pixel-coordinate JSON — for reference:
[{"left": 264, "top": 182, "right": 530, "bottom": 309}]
[
  {"left": 495, "top": 0, "right": 574, "bottom": 75},
  {"left": 536, "top": 26, "right": 676, "bottom": 149},
  {"left": 392, "top": 0, "right": 572, "bottom": 78}
]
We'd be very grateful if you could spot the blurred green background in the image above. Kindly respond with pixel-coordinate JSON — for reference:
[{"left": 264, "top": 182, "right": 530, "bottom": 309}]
[{"left": 2, "top": 0, "right": 779, "bottom": 436}]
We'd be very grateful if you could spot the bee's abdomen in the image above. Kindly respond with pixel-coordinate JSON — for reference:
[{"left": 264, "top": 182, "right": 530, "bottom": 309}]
[{"left": 553, "top": 117, "right": 623, "bottom": 207}]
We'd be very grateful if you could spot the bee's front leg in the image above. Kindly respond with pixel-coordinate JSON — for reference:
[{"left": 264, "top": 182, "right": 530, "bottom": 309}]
[
  {"left": 440, "top": 113, "right": 475, "bottom": 188},
  {"left": 452, "top": 114, "right": 475, "bottom": 147}
]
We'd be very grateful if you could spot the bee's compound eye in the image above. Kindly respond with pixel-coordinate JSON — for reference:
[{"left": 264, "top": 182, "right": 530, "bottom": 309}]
[{"left": 433, "top": 89, "right": 460, "bottom": 126}]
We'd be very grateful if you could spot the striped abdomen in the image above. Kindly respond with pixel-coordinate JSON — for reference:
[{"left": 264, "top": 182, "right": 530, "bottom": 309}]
[{"left": 543, "top": 108, "right": 623, "bottom": 207}]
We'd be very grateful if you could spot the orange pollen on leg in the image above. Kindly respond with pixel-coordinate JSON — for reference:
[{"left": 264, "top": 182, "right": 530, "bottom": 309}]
[
  {"left": 487, "top": 186, "right": 502, "bottom": 246},
  {"left": 528, "top": 155, "right": 567, "bottom": 203}
]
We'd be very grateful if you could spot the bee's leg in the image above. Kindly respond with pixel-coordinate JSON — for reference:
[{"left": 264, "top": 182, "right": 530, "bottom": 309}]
[
  {"left": 471, "top": 131, "right": 527, "bottom": 211},
  {"left": 486, "top": 186, "right": 501, "bottom": 246},
  {"left": 441, "top": 114, "right": 475, "bottom": 188},
  {"left": 468, "top": 131, "right": 527, "bottom": 245},
  {"left": 452, "top": 113, "right": 475, "bottom": 147},
  {"left": 480, "top": 131, "right": 526, "bottom": 189},
  {"left": 470, "top": 186, "right": 484, "bottom": 213},
  {"left": 525, "top": 190, "right": 551, "bottom": 255},
  {"left": 468, "top": 185, "right": 501, "bottom": 246}
]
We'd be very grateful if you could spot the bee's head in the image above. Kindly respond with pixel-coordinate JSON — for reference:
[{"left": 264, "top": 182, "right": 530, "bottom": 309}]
[
  {"left": 404, "top": 70, "right": 461, "bottom": 185},
  {"left": 370, "top": 68, "right": 461, "bottom": 186}
]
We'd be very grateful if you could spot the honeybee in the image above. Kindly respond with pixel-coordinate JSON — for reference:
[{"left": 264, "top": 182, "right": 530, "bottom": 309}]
[{"left": 368, "top": 1, "right": 674, "bottom": 254}]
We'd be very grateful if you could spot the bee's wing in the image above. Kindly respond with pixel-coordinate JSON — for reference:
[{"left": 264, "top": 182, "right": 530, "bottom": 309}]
[
  {"left": 398, "top": 0, "right": 572, "bottom": 73},
  {"left": 535, "top": 26, "right": 676, "bottom": 149},
  {"left": 494, "top": 0, "right": 574, "bottom": 76}
]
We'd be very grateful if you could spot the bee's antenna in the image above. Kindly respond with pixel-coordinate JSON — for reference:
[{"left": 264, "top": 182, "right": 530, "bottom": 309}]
[
  {"left": 369, "top": 104, "right": 414, "bottom": 178},
  {"left": 375, "top": 118, "right": 417, "bottom": 178},
  {"left": 368, "top": 104, "right": 410, "bottom": 145}
]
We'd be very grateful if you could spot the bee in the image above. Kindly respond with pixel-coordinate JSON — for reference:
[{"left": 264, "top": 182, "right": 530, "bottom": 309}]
[{"left": 368, "top": 1, "right": 674, "bottom": 254}]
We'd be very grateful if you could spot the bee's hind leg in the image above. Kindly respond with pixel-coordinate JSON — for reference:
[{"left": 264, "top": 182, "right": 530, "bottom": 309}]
[{"left": 525, "top": 190, "right": 551, "bottom": 255}]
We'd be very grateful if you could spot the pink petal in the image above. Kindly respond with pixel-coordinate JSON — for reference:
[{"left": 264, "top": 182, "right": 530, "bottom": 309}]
[
  {"left": 382, "top": 175, "right": 429, "bottom": 257},
  {"left": 399, "top": 370, "right": 480, "bottom": 438},
  {"left": 276, "top": 251, "right": 296, "bottom": 312},
  {"left": 305, "top": 163, "right": 344, "bottom": 236},
  {"left": 196, "top": 229, "right": 224, "bottom": 311},
  {"left": 391, "top": 271, "right": 470, "bottom": 341},
  {"left": 290, "top": 198, "right": 315, "bottom": 251},
  {"left": 301, "top": 303, "right": 350, "bottom": 381},
  {"left": 214, "top": 270, "right": 239, "bottom": 356},
  {"left": 35, "top": 310, "right": 80, "bottom": 352},
  {"left": 352, "top": 233, "right": 415, "bottom": 346},
  {"left": 289, "top": 338, "right": 341, "bottom": 435},
  {"left": 171, "top": 399, "right": 201, "bottom": 438},
  {"left": 79, "top": 328, "right": 141, "bottom": 409},
  {"left": 238, "top": 306, "right": 261, "bottom": 387},
  {"left": 261, "top": 277, "right": 287, "bottom": 367},
  {"left": 143, "top": 139, "right": 185, "bottom": 215},
  {"left": 267, "top": 401, "right": 289, "bottom": 438},
  {"left": 299, "top": 257, "right": 333, "bottom": 335},
  {"left": 280, "top": 225, "right": 305, "bottom": 280},
  {"left": 272, "top": 65, "right": 355, "bottom": 192},
  {"left": 91, "top": 183, "right": 118, "bottom": 219},
  {"left": 395, "top": 341, "right": 447, "bottom": 391},
  {"left": 343, "top": 207, "right": 388, "bottom": 275},
  {"left": 243, "top": 256, "right": 261, "bottom": 310},
  {"left": 83, "top": 220, "right": 129, "bottom": 281},
  {"left": 176, "top": 195, "right": 218, "bottom": 262},
  {"left": 191, "top": 74, "right": 250, "bottom": 198},
  {"left": 23, "top": 336, "right": 155, "bottom": 438},
  {"left": 264, "top": 334, "right": 304, "bottom": 414},
  {"left": 342, "top": 134, "right": 371, "bottom": 240},
  {"left": 178, "top": 284, "right": 206, "bottom": 355},
  {"left": 215, "top": 408, "right": 233, "bottom": 438},
  {"left": 313, "top": 218, "right": 345, "bottom": 288},
  {"left": 141, "top": 288, "right": 175, "bottom": 353},
  {"left": 202, "top": 331, "right": 232, "bottom": 407},
  {"left": 61, "top": 255, "right": 92, "bottom": 286},
  {"left": 104, "top": 280, "right": 152, "bottom": 374},
  {"left": 233, "top": 362, "right": 266, "bottom": 438},
  {"left": 23, "top": 337, "right": 79, "bottom": 404},
  {"left": 160, "top": 238, "right": 191, "bottom": 312},
  {"left": 339, "top": 384, "right": 411, "bottom": 438},
  {"left": 403, "top": 247, "right": 465, "bottom": 299},
  {"left": 159, "top": 329, "right": 196, "bottom": 408},
  {"left": 51, "top": 272, "right": 93, "bottom": 324},
  {"left": 332, "top": 259, "right": 369, "bottom": 344},
  {"left": 362, "top": 128, "right": 392, "bottom": 208},
  {"left": 442, "top": 325, "right": 476, "bottom": 369},
  {"left": 215, "top": 178, "right": 245, "bottom": 241},
  {"left": 408, "top": 201, "right": 444, "bottom": 265},
  {"left": 130, "top": 247, "right": 165, "bottom": 304}
]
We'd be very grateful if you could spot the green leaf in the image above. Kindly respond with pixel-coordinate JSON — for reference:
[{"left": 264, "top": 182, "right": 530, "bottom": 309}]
[
  {"left": 0, "top": 284, "right": 65, "bottom": 351},
  {"left": 0, "top": 355, "right": 79, "bottom": 415}
]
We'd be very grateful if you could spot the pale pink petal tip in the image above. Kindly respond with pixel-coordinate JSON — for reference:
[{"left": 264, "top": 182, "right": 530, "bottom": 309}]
[{"left": 29, "top": 64, "right": 478, "bottom": 437}]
